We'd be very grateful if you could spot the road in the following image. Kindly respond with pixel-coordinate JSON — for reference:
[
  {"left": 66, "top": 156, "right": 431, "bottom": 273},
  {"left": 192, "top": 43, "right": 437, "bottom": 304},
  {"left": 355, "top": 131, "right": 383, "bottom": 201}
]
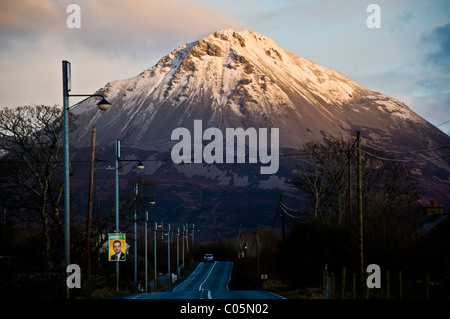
[{"left": 125, "top": 261, "right": 283, "bottom": 299}]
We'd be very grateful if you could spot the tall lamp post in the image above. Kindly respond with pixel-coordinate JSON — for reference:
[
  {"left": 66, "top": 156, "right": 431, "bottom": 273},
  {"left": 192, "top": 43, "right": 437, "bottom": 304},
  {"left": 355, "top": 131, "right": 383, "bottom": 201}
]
[
  {"left": 111, "top": 139, "right": 145, "bottom": 291},
  {"left": 62, "top": 60, "right": 111, "bottom": 298},
  {"left": 135, "top": 196, "right": 156, "bottom": 291},
  {"left": 144, "top": 199, "right": 155, "bottom": 292}
]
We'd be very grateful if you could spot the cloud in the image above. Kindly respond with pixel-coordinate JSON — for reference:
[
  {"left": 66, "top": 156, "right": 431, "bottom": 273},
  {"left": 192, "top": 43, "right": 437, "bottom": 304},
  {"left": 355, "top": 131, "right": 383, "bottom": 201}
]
[
  {"left": 0, "top": 0, "right": 247, "bottom": 57},
  {"left": 421, "top": 23, "right": 450, "bottom": 69},
  {"left": 414, "top": 93, "right": 450, "bottom": 134},
  {"left": 0, "top": 0, "right": 60, "bottom": 34},
  {"left": 0, "top": 0, "right": 248, "bottom": 108}
]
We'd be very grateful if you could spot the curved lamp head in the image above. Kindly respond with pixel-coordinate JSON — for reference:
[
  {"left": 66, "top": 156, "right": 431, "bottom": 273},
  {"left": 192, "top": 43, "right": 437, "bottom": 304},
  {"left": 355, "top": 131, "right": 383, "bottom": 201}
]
[
  {"left": 150, "top": 199, "right": 156, "bottom": 205},
  {"left": 136, "top": 161, "right": 145, "bottom": 170},
  {"left": 97, "top": 98, "right": 112, "bottom": 111}
]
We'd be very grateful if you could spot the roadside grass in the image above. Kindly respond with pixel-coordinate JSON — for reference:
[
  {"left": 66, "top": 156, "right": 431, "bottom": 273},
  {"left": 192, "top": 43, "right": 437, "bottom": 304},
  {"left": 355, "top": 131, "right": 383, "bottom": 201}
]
[
  {"left": 263, "top": 279, "right": 322, "bottom": 299},
  {"left": 89, "top": 287, "right": 131, "bottom": 298}
]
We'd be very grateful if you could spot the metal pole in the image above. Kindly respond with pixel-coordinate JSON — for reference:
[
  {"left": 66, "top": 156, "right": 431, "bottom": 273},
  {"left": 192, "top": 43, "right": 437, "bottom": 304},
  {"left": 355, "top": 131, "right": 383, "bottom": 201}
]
[
  {"left": 256, "top": 229, "right": 260, "bottom": 290},
  {"left": 115, "top": 139, "right": 120, "bottom": 291},
  {"left": 192, "top": 224, "right": 195, "bottom": 261},
  {"left": 134, "top": 183, "right": 138, "bottom": 289},
  {"left": 168, "top": 224, "right": 171, "bottom": 284},
  {"left": 115, "top": 139, "right": 120, "bottom": 230},
  {"left": 154, "top": 222, "right": 157, "bottom": 291},
  {"left": 62, "top": 60, "right": 71, "bottom": 299},
  {"left": 185, "top": 224, "right": 189, "bottom": 254},
  {"left": 85, "top": 127, "right": 95, "bottom": 292},
  {"left": 145, "top": 210, "right": 148, "bottom": 292},
  {"left": 182, "top": 225, "right": 185, "bottom": 270},
  {"left": 177, "top": 228, "right": 180, "bottom": 277}
]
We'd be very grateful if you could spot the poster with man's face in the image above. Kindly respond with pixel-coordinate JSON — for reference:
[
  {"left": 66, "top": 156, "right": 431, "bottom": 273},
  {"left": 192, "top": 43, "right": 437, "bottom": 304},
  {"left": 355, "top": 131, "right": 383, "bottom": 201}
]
[{"left": 108, "top": 233, "right": 126, "bottom": 261}]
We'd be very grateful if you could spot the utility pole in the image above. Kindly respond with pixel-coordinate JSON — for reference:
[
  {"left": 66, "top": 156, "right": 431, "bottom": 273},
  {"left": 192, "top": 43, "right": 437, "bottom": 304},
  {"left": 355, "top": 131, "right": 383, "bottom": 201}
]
[
  {"left": 256, "top": 229, "right": 260, "bottom": 290},
  {"left": 154, "top": 222, "right": 157, "bottom": 291},
  {"left": 279, "top": 194, "right": 286, "bottom": 240},
  {"left": 2, "top": 209, "right": 5, "bottom": 256},
  {"left": 347, "top": 145, "right": 353, "bottom": 221},
  {"left": 85, "top": 127, "right": 95, "bottom": 289},
  {"left": 185, "top": 224, "right": 189, "bottom": 253},
  {"left": 192, "top": 224, "right": 195, "bottom": 261},
  {"left": 182, "top": 225, "right": 185, "bottom": 270},
  {"left": 115, "top": 139, "right": 120, "bottom": 291},
  {"left": 239, "top": 224, "right": 242, "bottom": 249},
  {"left": 177, "top": 228, "right": 180, "bottom": 277},
  {"left": 62, "top": 60, "right": 71, "bottom": 299},
  {"left": 168, "top": 224, "right": 171, "bottom": 284},
  {"left": 134, "top": 183, "right": 138, "bottom": 290},
  {"left": 356, "top": 131, "right": 364, "bottom": 298},
  {"left": 144, "top": 210, "right": 148, "bottom": 292}
]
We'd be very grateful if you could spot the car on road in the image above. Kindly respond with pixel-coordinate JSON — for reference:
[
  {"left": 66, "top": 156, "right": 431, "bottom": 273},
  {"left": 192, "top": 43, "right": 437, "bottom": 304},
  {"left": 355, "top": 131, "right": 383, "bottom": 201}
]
[{"left": 203, "top": 253, "right": 214, "bottom": 262}]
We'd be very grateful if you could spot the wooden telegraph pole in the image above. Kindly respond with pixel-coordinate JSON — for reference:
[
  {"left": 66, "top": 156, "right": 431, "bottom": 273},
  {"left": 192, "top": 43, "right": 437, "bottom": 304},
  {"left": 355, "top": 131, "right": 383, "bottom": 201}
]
[
  {"left": 356, "top": 131, "right": 364, "bottom": 298},
  {"left": 279, "top": 194, "right": 286, "bottom": 241}
]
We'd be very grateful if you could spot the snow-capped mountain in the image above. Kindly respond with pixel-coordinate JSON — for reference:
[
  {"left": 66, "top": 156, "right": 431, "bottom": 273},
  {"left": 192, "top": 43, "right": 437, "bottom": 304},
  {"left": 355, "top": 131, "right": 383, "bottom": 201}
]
[
  {"left": 69, "top": 29, "right": 449, "bottom": 225},
  {"left": 72, "top": 29, "right": 441, "bottom": 151}
]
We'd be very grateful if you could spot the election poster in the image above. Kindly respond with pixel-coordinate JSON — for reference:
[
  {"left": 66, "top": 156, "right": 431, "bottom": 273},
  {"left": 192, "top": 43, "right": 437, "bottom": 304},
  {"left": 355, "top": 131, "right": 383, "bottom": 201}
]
[{"left": 108, "top": 233, "right": 126, "bottom": 261}]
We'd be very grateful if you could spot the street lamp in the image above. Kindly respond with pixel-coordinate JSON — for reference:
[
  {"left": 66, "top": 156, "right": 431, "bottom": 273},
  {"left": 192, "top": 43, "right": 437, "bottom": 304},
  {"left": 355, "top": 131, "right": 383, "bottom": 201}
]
[
  {"left": 96, "top": 98, "right": 112, "bottom": 111},
  {"left": 136, "top": 161, "right": 145, "bottom": 170},
  {"left": 62, "top": 60, "right": 111, "bottom": 298}
]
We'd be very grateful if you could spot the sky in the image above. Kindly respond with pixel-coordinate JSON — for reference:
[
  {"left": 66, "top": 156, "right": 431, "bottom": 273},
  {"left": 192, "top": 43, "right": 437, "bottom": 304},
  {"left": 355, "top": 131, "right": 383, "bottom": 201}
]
[{"left": 1, "top": 0, "right": 449, "bottom": 135}]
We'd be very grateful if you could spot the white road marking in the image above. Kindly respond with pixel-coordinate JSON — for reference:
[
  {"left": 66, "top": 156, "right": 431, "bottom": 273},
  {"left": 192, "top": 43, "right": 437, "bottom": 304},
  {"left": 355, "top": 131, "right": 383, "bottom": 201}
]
[{"left": 198, "top": 261, "right": 217, "bottom": 292}]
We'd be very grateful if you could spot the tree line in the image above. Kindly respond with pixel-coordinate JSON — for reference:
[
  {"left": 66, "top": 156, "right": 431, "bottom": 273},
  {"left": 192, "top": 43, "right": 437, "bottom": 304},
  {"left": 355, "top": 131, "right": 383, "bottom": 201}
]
[
  {"left": 0, "top": 105, "right": 156, "bottom": 288},
  {"left": 230, "top": 137, "right": 447, "bottom": 298},
  {"left": 0, "top": 105, "right": 447, "bottom": 298}
]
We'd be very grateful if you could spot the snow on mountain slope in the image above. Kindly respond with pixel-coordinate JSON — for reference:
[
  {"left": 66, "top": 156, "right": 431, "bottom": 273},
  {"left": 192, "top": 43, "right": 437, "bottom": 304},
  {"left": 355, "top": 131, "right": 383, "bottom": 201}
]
[
  {"left": 65, "top": 28, "right": 450, "bottom": 216},
  {"left": 71, "top": 28, "right": 432, "bottom": 151},
  {"left": 70, "top": 29, "right": 448, "bottom": 178}
]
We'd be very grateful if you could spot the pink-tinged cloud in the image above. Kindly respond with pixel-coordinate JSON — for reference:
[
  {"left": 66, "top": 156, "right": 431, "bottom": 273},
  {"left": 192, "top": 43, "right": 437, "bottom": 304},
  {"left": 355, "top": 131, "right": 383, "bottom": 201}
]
[
  {"left": 1, "top": 0, "right": 248, "bottom": 48},
  {"left": 0, "top": 0, "right": 60, "bottom": 33},
  {"left": 0, "top": 0, "right": 248, "bottom": 108}
]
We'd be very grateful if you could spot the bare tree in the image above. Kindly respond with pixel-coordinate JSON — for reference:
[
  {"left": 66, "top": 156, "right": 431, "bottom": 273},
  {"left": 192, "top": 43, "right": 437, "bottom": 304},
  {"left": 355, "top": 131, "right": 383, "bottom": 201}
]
[
  {"left": 0, "top": 105, "right": 76, "bottom": 274},
  {"left": 288, "top": 137, "right": 422, "bottom": 267},
  {"left": 288, "top": 138, "right": 351, "bottom": 222}
]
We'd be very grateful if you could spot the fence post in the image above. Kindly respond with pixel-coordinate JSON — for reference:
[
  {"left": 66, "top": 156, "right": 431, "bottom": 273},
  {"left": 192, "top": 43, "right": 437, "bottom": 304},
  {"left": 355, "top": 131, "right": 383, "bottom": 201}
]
[
  {"left": 352, "top": 272, "right": 356, "bottom": 299},
  {"left": 322, "top": 265, "right": 328, "bottom": 299},
  {"left": 331, "top": 272, "right": 335, "bottom": 299},
  {"left": 341, "top": 267, "right": 346, "bottom": 299},
  {"left": 386, "top": 270, "right": 390, "bottom": 299}
]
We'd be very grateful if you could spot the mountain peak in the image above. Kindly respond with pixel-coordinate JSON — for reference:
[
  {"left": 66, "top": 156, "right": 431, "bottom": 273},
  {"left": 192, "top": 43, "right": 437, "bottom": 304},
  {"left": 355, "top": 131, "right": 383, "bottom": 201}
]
[
  {"left": 74, "top": 29, "right": 436, "bottom": 154},
  {"left": 68, "top": 28, "right": 449, "bottom": 222},
  {"left": 208, "top": 28, "right": 274, "bottom": 47}
]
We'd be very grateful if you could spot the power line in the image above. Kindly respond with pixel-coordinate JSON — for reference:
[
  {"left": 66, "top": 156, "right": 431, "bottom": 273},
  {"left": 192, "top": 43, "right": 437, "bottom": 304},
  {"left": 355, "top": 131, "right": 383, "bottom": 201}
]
[
  {"left": 279, "top": 200, "right": 303, "bottom": 219},
  {"left": 360, "top": 148, "right": 450, "bottom": 163},
  {"left": 358, "top": 142, "right": 450, "bottom": 155},
  {"left": 282, "top": 208, "right": 303, "bottom": 219},
  {"left": 436, "top": 120, "right": 450, "bottom": 127}
]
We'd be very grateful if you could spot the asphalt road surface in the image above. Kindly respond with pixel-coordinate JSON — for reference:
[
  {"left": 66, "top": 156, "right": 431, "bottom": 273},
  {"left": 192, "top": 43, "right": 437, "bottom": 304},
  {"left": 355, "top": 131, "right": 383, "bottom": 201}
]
[{"left": 125, "top": 261, "right": 283, "bottom": 299}]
